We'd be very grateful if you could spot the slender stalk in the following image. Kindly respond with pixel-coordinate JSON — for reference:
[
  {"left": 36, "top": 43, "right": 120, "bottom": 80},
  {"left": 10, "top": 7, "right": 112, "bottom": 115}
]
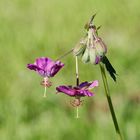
[
  {"left": 43, "top": 86, "right": 47, "bottom": 97},
  {"left": 43, "top": 77, "right": 47, "bottom": 97},
  {"left": 75, "top": 56, "right": 79, "bottom": 119},
  {"left": 75, "top": 56, "right": 79, "bottom": 86},
  {"left": 99, "top": 63, "right": 123, "bottom": 140},
  {"left": 76, "top": 106, "right": 79, "bottom": 118},
  {"left": 56, "top": 48, "right": 74, "bottom": 61}
]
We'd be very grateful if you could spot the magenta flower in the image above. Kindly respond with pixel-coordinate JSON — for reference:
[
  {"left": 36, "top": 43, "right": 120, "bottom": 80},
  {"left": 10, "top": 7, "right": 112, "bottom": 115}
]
[
  {"left": 27, "top": 57, "right": 64, "bottom": 97},
  {"left": 56, "top": 80, "right": 98, "bottom": 107},
  {"left": 56, "top": 80, "right": 98, "bottom": 97},
  {"left": 27, "top": 57, "right": 64, "bottom": 77}
]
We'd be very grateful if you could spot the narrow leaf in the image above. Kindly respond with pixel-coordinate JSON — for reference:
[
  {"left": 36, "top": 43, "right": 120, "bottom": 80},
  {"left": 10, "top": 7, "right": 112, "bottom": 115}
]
[{"left": 102, "top": 56, "right": 117, "bottom": 82}]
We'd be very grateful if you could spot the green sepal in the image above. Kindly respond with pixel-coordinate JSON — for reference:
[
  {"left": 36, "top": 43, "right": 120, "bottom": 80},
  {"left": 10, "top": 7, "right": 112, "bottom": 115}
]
[
  {"left": 73, "top": 38, "right": 87, "bottom": 56},
  {"left": 89, "top": 47, "right": 96, "bottom": 64},
  {"left": 82, "top": 47, "right": 90, "bottom": 63},
  {"left": 95, "top": 38, "right": 107, "bottom": 57},
  {"left": 73, "top": 43, "right": 86, "bottom": 56}
]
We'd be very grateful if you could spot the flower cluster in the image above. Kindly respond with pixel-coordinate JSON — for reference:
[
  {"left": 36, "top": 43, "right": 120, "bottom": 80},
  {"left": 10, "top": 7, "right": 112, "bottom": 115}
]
[
  {"left": 27, "top": 56, "right": 98, "bottom": 105},
  {"left": 73, "top": 15, "right": 116, "bottom": 81},
  {"left": 26, "top": 16, "right": 101, "bottom": 111},
  {"left": 73, "top": 23, "right": 107, "bottom": 64}
]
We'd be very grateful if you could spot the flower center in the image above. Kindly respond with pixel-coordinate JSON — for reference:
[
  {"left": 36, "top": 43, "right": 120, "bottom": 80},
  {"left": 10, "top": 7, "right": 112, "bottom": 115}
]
[
  {"left": 41, "top": 77, "right": 52, "bottom": 87},
  {"left": 70, "top": 97, "right": 83, "bottom": 107}
]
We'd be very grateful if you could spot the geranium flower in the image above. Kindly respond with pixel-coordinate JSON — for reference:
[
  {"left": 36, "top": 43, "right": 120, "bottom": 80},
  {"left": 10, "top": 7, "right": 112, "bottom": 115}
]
[
  {"left": 27, "top": 57, "right": 64, "bottom": 77},
  {"left": 27, "top": 57, "right": 64, "bottom": 97},
  {"left": 56, "top": 80, "right": 98, "bottom": 106}
]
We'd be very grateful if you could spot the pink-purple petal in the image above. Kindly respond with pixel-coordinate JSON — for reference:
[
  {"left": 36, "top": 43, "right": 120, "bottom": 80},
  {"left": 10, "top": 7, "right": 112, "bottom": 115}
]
[
  {"left": 27, "top": 57, "right": 64, "bottom": 77},
  {"left": 56, "top": 81, "right": 97, "bottom": 97},
  {"left": 79, "top": 80, "right": 98, "bottom": 90},
  {"left": 79, "top": 81, "right": 90, "bottom": 88},
  {"left": 95, "top": 56, "right": 101, "bottom": 64},
  {"left": 35, "top": 57, "right": 51, "bottom": 70},
  {"left": 49, "top": 61, "right": 64, "bottom": 77},
  {"left": 27, "top": 64, "right": 43, "bottom": 72},
  {"left": 56, "top": 86, "right": 76, "bottom": 96},
  {"left": 79, "top": 90, "right": 94, "bottom": 96},
  {"left": 84, "top": 90, "right": 94, "bottom": 96},
  {"left": 89, "top": 80, "right": 99, "bottom": 89}
]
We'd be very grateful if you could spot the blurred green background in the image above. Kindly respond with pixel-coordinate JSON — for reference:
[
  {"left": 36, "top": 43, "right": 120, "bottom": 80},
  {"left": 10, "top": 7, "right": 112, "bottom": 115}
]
[{"left": 0, "top": 0, "right": 140, "bottom": 140}]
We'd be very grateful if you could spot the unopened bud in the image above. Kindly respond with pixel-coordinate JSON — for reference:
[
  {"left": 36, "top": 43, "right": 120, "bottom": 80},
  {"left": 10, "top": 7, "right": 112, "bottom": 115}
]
[
  {"left": 95, "top": 38, "right": 107, "bottom": 57},
  {"left": 73, "top": 38, "right": 87, "bottom": 56},
  {"left": 89, "top": 47, "right": 96, "bottom": 64},
  {"left": 89, "top": 47, "right": 101, "bottom": 65},
  {"left": 82, "top": 47, "right": 90, "bottom": 63}
]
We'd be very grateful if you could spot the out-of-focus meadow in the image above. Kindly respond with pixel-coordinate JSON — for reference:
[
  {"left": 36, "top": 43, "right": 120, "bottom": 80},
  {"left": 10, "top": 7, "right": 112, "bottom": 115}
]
[{"left": 0, "top": 0, "right": 140, "bottom": 140}]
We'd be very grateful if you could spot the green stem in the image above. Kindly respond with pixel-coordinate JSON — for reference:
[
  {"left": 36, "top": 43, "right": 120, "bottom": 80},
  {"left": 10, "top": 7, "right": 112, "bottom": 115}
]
[
  {"left": 99, "top": 63, "right": 123, "bottom": 140},
  {"left": 75, "top": 56, "right": 79, "bottom": 119},
  {"left": 75, "top": 56, "right": 79, "bottom": 86},
  {"left": 56, "top": 48, "right": 73, "bottom": 61}
]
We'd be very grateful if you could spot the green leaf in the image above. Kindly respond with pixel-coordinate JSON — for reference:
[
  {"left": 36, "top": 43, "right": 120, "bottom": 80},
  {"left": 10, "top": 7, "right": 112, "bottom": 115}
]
[{"left": 102, "top": 56, "right": 117, "bottom": 82}]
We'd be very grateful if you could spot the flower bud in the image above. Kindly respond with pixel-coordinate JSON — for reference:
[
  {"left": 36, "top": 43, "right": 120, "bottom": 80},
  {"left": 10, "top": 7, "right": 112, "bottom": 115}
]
[
  {"left": 82, "top": 47, "right": 90, "bottom": 63},
  {"left": 73, "top": 38, "right": 87, "bottom": 56},
  {"left": 89, "top": 47, "right": 96, "bottom": 64},
  {"left": 95, "top": 38, "right": 107, "bottom": 57},
  {"left": 89, "top": 47, "right": 101, "bottom": 65}
]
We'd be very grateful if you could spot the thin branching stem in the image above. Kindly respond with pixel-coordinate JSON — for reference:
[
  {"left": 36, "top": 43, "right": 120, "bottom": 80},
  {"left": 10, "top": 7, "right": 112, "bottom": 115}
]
[{"left": 56, "top": 48, "right": 74, "bottom": 61}]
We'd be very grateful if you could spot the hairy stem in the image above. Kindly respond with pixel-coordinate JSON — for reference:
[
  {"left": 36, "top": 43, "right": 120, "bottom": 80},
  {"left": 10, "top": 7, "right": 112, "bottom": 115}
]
[{"left": 99, "top": 63, "right": 123, "bottom": 140}]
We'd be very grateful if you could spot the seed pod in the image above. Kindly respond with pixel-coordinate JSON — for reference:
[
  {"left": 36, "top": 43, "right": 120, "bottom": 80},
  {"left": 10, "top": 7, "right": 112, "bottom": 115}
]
[
  {"left": 82, "top": 47, "right": 90, "bottom": 63},
  {"left": 95, "top": 38, "right": 107, "bottom": 57},
  {"left": 73, "top": 38, "right": 87, "bottom": 56}
]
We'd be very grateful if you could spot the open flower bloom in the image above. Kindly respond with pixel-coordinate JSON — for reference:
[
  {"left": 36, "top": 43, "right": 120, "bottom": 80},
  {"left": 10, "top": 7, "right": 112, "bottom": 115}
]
[
  {"left": 56, "top": 80, "right": 98, "bottom": 107},
  {"left": 27, "top": 57, "right": 64, "bottom": 97},
  {"left": 56, "top": 80, "right": 98, "bottom": 97},
  {"left": 27, "top": 57, "right": 64, "bottom": 77}
]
